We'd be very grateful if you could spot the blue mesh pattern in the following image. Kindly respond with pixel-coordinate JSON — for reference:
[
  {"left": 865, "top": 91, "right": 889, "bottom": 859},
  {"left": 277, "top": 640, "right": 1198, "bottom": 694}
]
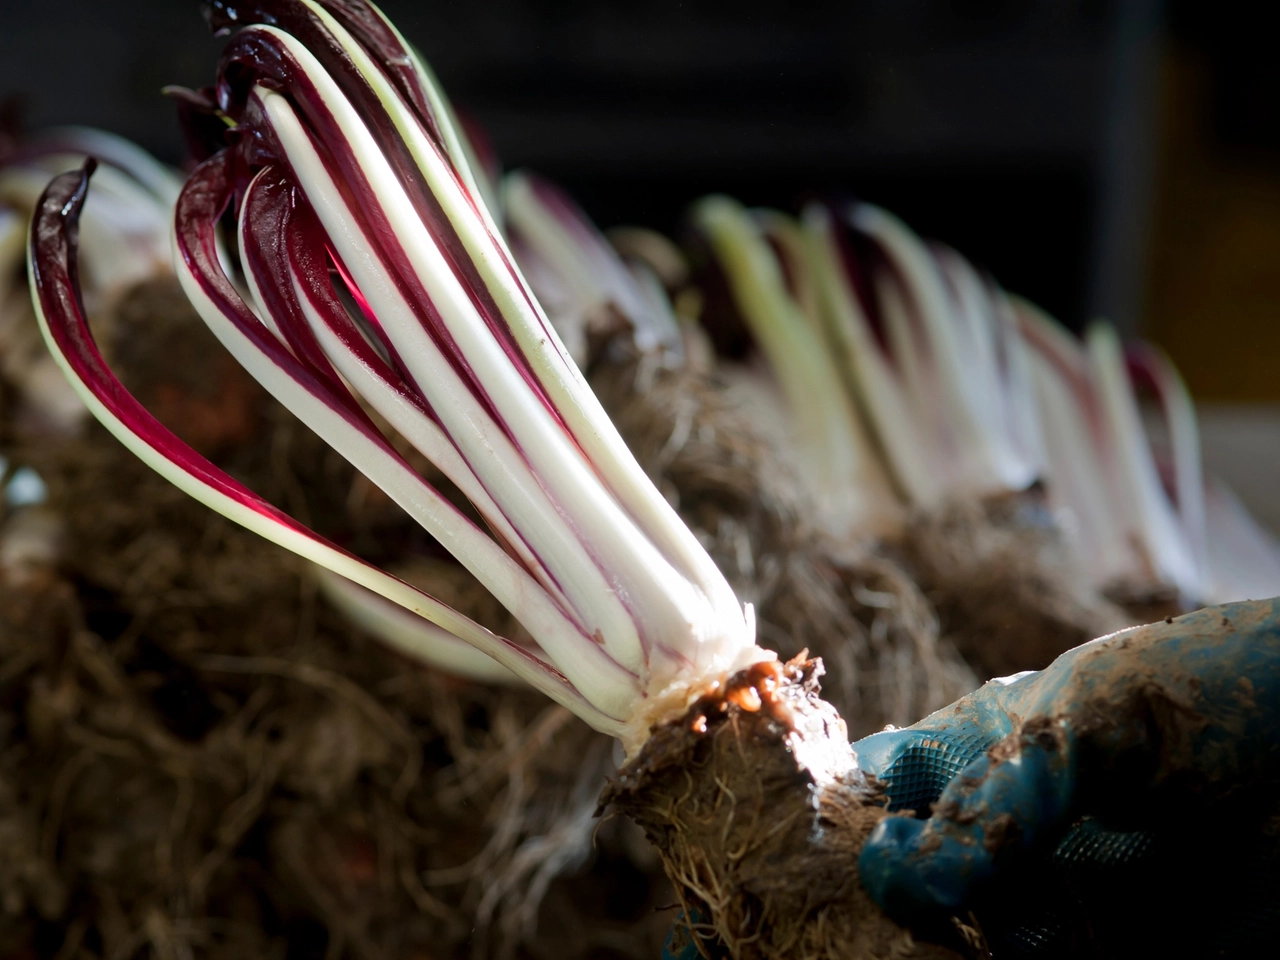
[
  {"left": 878, "top": 731, "right": 992, "bottom": 812},
  {"left": 1051, "top": 817, "right": 1152, "bottom": 870},
  {"left": 997, "top": 921, "right": 1072, "bottom": 959}
]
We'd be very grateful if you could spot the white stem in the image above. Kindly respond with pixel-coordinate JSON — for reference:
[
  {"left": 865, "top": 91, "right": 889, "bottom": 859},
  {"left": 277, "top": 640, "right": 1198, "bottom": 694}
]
[
  {"left": 692, "top": 196, "right": 902, "bottom": 538},
  {"left": 1088, "top": 322, "right": 1203, "bottom": 601},
  {"left": 1016, "top": 301, "right": 1137, "bottom": 588},
  {"left": 299, "top": 13, "right": 742, "bottom": 635},
  {"left": 313, "top": 565, "right": 523, "bottom": 685},
  {"left": 802, "top": 204, "right": 941, "bottom": 507},
  {"left": 853, "top": 204, "right": 1029, "bottom": 497},
  {"left": 1135, "top": 344, "right": 1208, "bottom": 590}
]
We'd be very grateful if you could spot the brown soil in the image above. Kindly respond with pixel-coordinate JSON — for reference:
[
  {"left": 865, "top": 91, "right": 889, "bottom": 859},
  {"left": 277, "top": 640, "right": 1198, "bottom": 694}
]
[
  {"left": 895, "top": 493, "right": 1131, "bottom": 681},
  {"left": 0, "top": 429, "right": 676, "bottom": 960},
  {"left": 601, "top": 656, "right": 977, "bottom": 960},
  {"left": 0, "top": 278, "right": 671, "bottom": 960}
]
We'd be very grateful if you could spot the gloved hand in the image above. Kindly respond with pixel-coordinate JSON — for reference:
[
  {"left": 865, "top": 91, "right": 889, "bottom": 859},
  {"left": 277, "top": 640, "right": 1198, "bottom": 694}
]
[{"left": 854, "top": 597, "right": 1280, "bottom": 956}]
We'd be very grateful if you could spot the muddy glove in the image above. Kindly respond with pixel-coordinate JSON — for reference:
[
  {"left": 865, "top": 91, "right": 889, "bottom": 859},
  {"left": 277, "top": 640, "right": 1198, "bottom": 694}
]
[
  {"left": 662, "top": 910, "right": 703, "bottom": 960},
  {"left": 854, "top": 597, "right": 1280, "bottom": 957}
]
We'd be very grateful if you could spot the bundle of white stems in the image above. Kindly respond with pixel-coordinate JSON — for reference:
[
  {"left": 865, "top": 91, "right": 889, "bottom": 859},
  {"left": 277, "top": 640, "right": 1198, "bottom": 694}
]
[{"left": 683, "top": 195, "right": 1280, "bottom": 612}]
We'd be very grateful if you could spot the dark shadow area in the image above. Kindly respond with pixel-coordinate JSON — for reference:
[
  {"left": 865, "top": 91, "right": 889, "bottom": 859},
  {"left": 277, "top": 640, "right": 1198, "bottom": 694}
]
[{"left": 0, "top": 1, "right": 1152, "bottom": 330}]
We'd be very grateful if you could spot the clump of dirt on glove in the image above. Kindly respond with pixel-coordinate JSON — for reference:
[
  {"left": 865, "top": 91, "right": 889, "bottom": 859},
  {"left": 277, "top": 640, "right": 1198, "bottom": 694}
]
[
  {"left": 0, "top": 278, "right": 670, "bottom": 960},
  {"left": 602, "top": 655, "right": 974, "bottom": 960}
]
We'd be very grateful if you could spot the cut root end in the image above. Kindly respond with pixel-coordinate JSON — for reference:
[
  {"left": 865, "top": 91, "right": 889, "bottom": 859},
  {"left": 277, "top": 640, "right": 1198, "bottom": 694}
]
[{"left": 601, "top": 655, "right": 971, "bottom": 960}]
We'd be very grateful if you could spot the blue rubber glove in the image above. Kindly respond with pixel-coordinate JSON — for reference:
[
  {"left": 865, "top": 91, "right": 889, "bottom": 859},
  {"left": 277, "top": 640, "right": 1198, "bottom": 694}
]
[{"left": 854, "top": 598, "right": 1280, "bottom": 936}]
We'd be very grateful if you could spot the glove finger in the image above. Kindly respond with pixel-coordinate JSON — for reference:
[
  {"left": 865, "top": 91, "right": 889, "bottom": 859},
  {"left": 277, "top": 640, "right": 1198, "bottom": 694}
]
[{"left": 859, "top": 721, "right": 1076, "bottom": 922}]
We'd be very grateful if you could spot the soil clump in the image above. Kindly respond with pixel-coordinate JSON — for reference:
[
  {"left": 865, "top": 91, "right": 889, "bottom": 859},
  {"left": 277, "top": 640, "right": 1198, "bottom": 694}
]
[
  {"left": 895, "top": 493, "right": 1132, "bottom": 680},
  {"left": 602, "top": 655, "right": 978, "bottom": 960}
]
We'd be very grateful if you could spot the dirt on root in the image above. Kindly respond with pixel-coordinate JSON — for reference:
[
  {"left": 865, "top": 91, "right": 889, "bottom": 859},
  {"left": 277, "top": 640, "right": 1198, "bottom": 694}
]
[
  {"left": 894, "top": 493, "right": 1132, "bottom": 681},
  {"left": 0, "top": 438, "right": 673, "bottom": 960},
  {"left": 601, "top": 656, "right": 977, "bottom": 960}
]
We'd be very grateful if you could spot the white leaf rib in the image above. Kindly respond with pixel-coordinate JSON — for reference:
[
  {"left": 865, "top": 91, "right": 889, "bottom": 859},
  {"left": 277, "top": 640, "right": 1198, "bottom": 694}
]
[
  {"left": 254, "top": 61, "right": 734, "bottom": 682},
  {"left": 291, "top": 20, "right": 743, "bottom": 641},
  {"left": 176, "top": 187, "right": 640, "bottom": 721},
  {"left": 934, "top": 249, "right": 1038, "bottom": 492},
  {"left": 1136, "top": 345, "right": 1208, "bottom": 589},
  {"left": 1017, "top": 303, "right": 1139, "bottom": 587},
  {"left": 692, "top": 196, "right": 901, "bottom": 538},
  {"left": 257, "top": 88, "right": 655, "bottom": 678},
  {"left": 855, "top": 204, "right": 1011, "bottom": 497},
  {"left": 28, "top": 231, "right": 623, "bottom": 733},
  {"left": 311, "top": 565, "right": 525, "bottom": 685},
  {"left": 1088, "top": 323, "right": 1203, "bottom": 602},
  {"left": 801, "top": 205, "right": 940, "bottom": 507},
  {"left": 287, "top": 265, "right": 577, "bottom": 617}
]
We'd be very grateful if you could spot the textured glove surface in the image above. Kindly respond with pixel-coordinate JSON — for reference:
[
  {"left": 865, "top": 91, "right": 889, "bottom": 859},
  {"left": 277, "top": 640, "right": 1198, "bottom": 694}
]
[{"left": 855, "top": 598, "right": 1280, "bottom": 957}]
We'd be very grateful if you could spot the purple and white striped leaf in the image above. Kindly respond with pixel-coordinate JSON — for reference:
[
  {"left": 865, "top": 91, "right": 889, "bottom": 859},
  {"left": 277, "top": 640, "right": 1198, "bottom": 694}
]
[
  {"left": 1086, "top": 322, "right": 1202, "bottom": 602},
  {"left": 2, "top": 128, "right": 183, "bottom": 434},
  {"left": 30, "top": 160, "right": 624, "bottom": 734},
  {"left": 1015, "top": 301, "right": 1204, "bottom": 602},
  {"left": 30, "top": 0, "right": 761, "bottom": 748}
]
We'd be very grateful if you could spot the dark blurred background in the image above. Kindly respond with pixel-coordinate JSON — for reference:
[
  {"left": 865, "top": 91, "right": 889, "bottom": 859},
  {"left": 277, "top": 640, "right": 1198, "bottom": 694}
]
[{"left": 2, "top": 1, "right": 1278, "bottom": 502}]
